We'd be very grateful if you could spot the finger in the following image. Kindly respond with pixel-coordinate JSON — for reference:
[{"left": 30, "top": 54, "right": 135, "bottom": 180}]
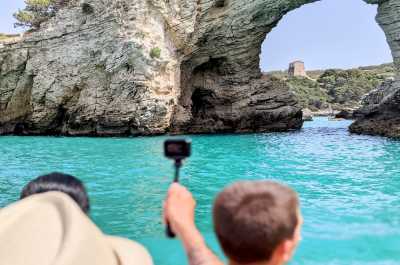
[
  {"left": 170, "top": 182, "right": 183, "bottom": 192},
  {"left": 168, "top": 184, "right": 176, "bottom": 195}
]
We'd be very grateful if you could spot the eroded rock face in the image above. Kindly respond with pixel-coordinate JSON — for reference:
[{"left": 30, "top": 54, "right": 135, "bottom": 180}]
[
  {"left": 350, "top": 0, "right": 400, "bottom": 138},
  {"left": 0, "top": 0, "right": 397, "bottom": 136},
  {"left": 350, "top": 78, "right": 400, "bottom": 137},
  {"left": 1, "top": 0, "right": 179, "bottom": 136}
]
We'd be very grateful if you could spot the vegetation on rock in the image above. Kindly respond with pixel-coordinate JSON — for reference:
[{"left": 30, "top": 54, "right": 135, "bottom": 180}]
[
  {"left": 13, "top": 0, "right": 71, "bottom": 30},
  {"left": 267, "top": 63, "right": 395, "bottom": 111},
  {"left": 150, "top": 47, "right": 161, "bottom": 59},
  {"left": 286, "top": 77, "right": 330, "bottom": 111},
  {"left": 318, "top": 69, "right": 385, "bottom": 105}
]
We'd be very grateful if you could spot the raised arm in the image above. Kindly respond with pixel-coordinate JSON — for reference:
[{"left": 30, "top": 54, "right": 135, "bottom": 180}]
[{"left": 163, "top": 183, "right": 224, "bottom": 265}]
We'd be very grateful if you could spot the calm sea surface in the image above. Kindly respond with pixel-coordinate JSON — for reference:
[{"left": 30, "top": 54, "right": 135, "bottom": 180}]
[{"left": 0, "top": 117, "right": 399, "bottom": 265}]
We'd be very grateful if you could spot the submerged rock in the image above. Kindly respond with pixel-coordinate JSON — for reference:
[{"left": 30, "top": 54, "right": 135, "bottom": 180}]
[
  {"left": 0, "top": 0, "right": 398, "bottom": 136},
  {"left": 302, "top": 108, "right": 313, "bottom": 121}
]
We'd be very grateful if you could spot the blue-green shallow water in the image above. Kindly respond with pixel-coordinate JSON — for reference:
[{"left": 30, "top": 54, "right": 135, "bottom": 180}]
[{"left": 1, "top": 117, "right": 400, "bottom": 265}]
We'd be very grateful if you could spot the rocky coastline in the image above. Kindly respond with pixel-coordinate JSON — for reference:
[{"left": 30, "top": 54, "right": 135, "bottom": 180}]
[
  {"left": 267, "top": 63, "right": 395, "bottom": 123},
  {"left": 0, "top": 0, "right": 399, "bottom": 137}
]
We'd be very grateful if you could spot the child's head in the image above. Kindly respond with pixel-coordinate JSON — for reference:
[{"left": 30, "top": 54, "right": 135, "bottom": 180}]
[{"left": 213, "top": 181, "right": 302, "bottom": 265}]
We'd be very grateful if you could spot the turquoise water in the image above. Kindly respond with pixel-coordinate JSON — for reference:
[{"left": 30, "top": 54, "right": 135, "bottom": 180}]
[{"left": 0, "top": 117, "right": 399, "bottom": 265}]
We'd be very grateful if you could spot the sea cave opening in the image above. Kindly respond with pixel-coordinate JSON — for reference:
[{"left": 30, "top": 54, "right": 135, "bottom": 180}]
[
  {"left": 259, "top": 0, "right": 393, "bottom": 121},
  {"left": 178, "top": 57, "right": 227, "bottom": 132}
]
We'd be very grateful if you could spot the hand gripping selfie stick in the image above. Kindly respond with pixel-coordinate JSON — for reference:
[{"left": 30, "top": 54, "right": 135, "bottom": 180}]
[
  {"left": 166, "top": 158, "right": 182, "bottom": 238},
  {"left": 164, "top": 139, "right": 191, "bottom": 238}
]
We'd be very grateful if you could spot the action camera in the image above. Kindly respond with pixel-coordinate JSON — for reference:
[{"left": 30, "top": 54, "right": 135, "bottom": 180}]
[{"left": 164, "top": 139, "right": 191, "bottom": 161}]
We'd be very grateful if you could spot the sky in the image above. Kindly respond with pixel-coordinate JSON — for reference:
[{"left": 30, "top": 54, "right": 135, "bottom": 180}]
[
  {"left": 0, "top": 1, "right": 26, "bottom": 34},
  {"left": 260, "top": 0, "right": 392, "bottom": 71},
  {"left": 0, "top": 0, "right": 393, "bottom": 71}
]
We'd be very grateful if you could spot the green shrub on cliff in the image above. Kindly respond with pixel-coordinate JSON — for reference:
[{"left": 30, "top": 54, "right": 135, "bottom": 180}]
[
  {"left": 317, "top": 69, "right": 386, "bottom": 105},
  {"left": 287, "top": 77, "right": 330, "bottom": 110},
  {"left": 14, "top": 0, "right": 71, "bottom": 30},
  {"left": 150, "top": 47, "right": 161, "bottom": 59}
]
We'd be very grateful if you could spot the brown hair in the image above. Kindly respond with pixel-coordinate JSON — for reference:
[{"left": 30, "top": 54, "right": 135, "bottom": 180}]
[{"left": 213, "top": 181, "right": 299, "bottom": 264}]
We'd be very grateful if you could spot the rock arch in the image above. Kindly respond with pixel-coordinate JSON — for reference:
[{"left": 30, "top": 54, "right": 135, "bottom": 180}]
[
  {"left": 170, "top": 0, "right": 399, "bottom": 135},
  {"left": 0, "top": 0, "right": 398, "bottom": 136}
]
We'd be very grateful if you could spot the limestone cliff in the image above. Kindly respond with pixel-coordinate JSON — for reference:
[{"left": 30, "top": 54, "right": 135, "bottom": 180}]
[
  {"left": 0, "top": 0, "right": 397, "bottom": 136},
  {"left": 349, "top": 0, "right": 400, "bottom": 138}
]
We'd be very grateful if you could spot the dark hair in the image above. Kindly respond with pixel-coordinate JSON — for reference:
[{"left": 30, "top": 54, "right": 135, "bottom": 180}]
[
  {"left": 20, "top": 172, "right": 90, "bottom": 214},
  {"left": 213, "top": 181, "right": 299, "bottom": 264}
]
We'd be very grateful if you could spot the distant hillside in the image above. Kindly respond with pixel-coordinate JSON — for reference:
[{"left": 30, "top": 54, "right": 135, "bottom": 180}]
[
  {"left": 0, "top": 33, "right": 21, "bottom": 42},
  {"left": 265, "top": 63, "right": 394, "bottom": 80},
  {"left": 264, "top": 63, "right": 395, "bottom": 111}
]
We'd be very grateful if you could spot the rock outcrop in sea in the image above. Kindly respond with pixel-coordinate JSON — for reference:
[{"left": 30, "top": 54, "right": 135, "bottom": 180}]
[
  {"left": 350, "top": 78, "right": 400, "bottom": 137},
  {"left": 0, "top": 0, "right": 398, "bottom": 136},
  {"left": 349, "top": 1, "right": 400, "bottom": 138}
]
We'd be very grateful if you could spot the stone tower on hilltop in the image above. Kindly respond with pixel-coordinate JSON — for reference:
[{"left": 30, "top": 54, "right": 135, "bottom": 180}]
[{"left": 288, "top": 61, "right": 307, "bottom": 77}]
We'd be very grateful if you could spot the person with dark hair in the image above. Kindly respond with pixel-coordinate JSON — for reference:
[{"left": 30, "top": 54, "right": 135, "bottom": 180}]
[
  {"left": 1, "top": 191, "right": 153, "bottom": 265},
  {"left": 164, "top": 181, "right": 303, "bottom": 265},
  {"left": 2, "top": 172, "right": 154, "bottom": 265},
  {"left": 20, "top": 172, "right": 90, "bottom": 214}
]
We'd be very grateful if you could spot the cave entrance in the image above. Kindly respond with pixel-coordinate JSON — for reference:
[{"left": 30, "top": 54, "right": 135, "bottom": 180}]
[
  {"left": 175, "top": 57, "right": 227, "bottom": 132},
  {"left": 259, "top": 0, "right": 393, "bottom": 116},
  {"left": 191, "top": 88, "right": 215, "bottom": 119}
]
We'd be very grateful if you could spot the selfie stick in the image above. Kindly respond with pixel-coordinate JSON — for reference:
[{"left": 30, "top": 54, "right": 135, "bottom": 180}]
[
  {"left": 166, "top": 159, "right": 183, "bottom": 238},
  {"left": 173, "top": 159, "right": 182, "bottom": 182}
]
